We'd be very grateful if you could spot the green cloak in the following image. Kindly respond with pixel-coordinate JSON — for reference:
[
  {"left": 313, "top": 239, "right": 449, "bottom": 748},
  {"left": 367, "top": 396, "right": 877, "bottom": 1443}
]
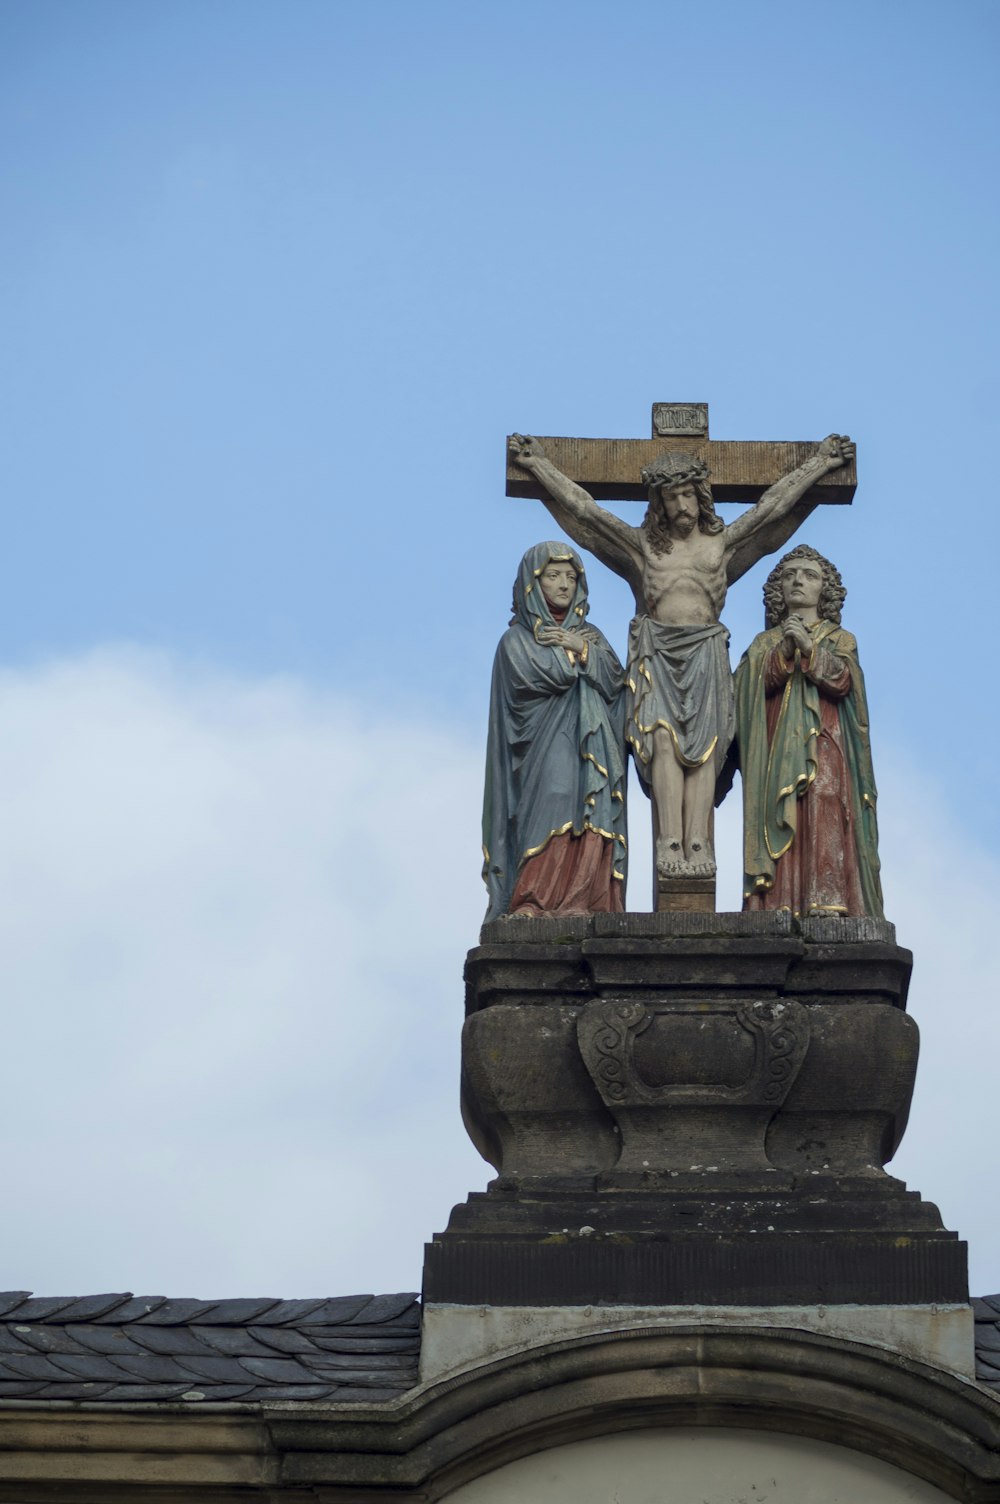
[{"left": 733, "top": 620, "right": 883, "bottom": 918}]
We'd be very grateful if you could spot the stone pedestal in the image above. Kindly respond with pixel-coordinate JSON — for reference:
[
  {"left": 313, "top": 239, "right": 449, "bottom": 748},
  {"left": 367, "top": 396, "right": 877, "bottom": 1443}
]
[
  {"left": 655, "top": 872, "right": 716, "bottom": 913},
  {"left": 424, "top": 914, "right": 967, "bottom": 1319}
]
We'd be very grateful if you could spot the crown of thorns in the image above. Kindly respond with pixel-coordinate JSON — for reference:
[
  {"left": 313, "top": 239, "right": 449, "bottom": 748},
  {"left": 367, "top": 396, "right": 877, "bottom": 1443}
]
[{"left": 640, "top": 452, "right": 710, "bottom": 490}]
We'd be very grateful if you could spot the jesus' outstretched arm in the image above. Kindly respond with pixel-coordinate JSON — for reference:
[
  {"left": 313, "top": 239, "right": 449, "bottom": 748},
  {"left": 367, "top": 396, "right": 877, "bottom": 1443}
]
[
  {"left": 724, "top": 434, "right": 856, "bottom": 585},
  {"left": 508, "top": 435, "right": 644, "bottom": 600}
]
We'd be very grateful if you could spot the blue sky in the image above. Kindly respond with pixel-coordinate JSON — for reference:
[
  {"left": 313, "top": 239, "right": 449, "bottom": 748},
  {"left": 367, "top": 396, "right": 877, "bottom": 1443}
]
[{"left": 1, "top": 1, "right": 999, "bottom": 1298}]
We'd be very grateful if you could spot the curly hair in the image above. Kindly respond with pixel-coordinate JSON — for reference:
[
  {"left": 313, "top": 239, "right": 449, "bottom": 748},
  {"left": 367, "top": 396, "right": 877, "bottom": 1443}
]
[
  {"left": 763, "top": 544, "right": 846, "bottom": 628},
  {"left": 640, "top": 452, "right": 723, "bottom": 555}
]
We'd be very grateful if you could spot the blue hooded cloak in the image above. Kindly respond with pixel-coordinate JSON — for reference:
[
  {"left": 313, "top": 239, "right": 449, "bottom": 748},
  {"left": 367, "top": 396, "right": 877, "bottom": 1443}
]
[{"left": 482, "top": 542, "right": 628, "bottom": 921}]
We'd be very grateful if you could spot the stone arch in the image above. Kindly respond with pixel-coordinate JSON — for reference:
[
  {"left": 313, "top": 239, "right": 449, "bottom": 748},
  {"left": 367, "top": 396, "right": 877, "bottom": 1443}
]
[{"left": 287, "top": 1326, "right": 1000, "bottom": 1500}]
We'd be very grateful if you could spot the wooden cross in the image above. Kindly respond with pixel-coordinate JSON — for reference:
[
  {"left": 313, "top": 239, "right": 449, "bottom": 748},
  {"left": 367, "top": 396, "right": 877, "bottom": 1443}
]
[{"left": 506, "top": 402, "right": 856, "bottom": 507}]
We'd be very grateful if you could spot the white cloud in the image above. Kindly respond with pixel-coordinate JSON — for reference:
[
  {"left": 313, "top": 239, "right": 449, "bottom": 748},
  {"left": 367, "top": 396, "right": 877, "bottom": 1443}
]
[
  {"left": 0, "top": 651, "right": 994, "bottom": 1302},
  {"left": 0, "top": 649, "right": 489, "bottom": 1297}
]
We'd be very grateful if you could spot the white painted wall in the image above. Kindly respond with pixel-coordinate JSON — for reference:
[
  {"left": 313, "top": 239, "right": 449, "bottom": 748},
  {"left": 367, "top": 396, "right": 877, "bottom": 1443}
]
[{"left": 445, "top": 1427, "right": 951, "bottom": 1502}]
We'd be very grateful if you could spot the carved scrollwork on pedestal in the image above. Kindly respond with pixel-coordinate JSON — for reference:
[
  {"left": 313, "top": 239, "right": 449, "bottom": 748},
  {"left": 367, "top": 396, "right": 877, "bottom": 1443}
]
[
  {"left": 578, "top": 997, "right": 810, "bottom": 1112},
  {"left": 586, "top": 1001, "right": 647, "bottom": 1102},
  {"left": 577, "top": 997, "right": 811, "bottom": 1176},
  {"left": 736, "top": 1000, "right": 809, "bottom": 1105}
]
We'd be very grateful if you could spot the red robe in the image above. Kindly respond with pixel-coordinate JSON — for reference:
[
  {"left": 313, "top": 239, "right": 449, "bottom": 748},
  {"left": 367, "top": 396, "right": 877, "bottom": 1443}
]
[
  {"left": 744, "top": 641, "right": 864, "bottom": 915},
  {"left": 509, "top": 828, "right": 625, "bottom": 917}
]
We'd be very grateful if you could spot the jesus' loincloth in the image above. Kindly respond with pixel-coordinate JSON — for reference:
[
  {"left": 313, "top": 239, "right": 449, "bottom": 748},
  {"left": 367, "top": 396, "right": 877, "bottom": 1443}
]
[{"left": 625, "top": 617, "right": 735, "bottom": 787}]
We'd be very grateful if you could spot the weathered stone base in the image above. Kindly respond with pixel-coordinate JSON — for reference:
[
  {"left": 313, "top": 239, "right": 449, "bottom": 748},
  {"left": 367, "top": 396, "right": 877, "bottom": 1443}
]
[
  {"left": 420, "top": 1302, "right": 976, "bottom": 1383},
  {"left": 431, "top": 912, "right": 969, "bottom": 1373},
  {"left": 424, "top": 1169, "right": 967, "bottom": 1315}
]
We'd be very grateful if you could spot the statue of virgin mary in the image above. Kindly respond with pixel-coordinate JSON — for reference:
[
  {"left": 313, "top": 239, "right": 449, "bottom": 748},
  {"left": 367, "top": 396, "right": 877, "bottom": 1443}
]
[{"left": 482, "top": 542, "right": 628, "bottom": 921}]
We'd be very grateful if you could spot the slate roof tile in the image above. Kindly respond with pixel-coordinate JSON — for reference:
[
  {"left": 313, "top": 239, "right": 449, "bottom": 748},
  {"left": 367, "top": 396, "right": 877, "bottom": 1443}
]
[
  {"left": 243, "top": 1326, "right": 320, "bottom": 1355},
  {"left": 975, "top": 1322, "right": 1000, "bottom": 1353},
  {"left": 111, "top": 1355, "right": 196, "bottom": 1382},
  {"left": 309, "top": 1334, "right": 419, "bottom": 1356},
  {"left": 191, "top": 1298, "right": 284, "bottom": 1324},
  {"left": 130, "top": 1299, "right": 220, "bottom": 1326},
  {"left": 44, "top": 1354, "right": 135, "bottom": 1382},
  {"left": 309, "top": 1350, "right": 415, "bottom": 1372},
  {"left": 126, "top": 1325, "right": 218, "bottom": 1357},
  {"left": 974, "top": 1293, "right": 1000, "bottom": 1394},
  {"left": 12, "top": 1325, "right": 98, "bottom": 1355},
  {"left": 91, "top": 1297, "right": 168, "bottom": 1324},
  {"left": 295, "top": 1296, "right": 372, "bottom": 1325},
  {"left": 194, "top": 1326, "right": 298, "bottom": 1358},
  {"left": 181, "top": 1384, "right": 257, "bottom": 1401},
  {"left": 97, "top": 1383, "right": 194, "bottom": 1401},
  {"left": 11, "top": 1297, "right": 78, "bottom": 1323},
  {"left": 51, "top": 1295, "right": 136, "bottom": 1322},
  {"left": 244, "top": 1299, "right": 327, "bottom": 1326},
  {"left": 1, "top": 1355, "right": 76, "bottom": 1381},
  {"left": 324, "top": 1385, "right": 410, "bottom": 1403},
  {"left": 63, "top": 1325, "right": 152, "bottom": 1356},
  {"left": 173, "top": 1356, "right": 261, "bottom": 1384},
  {"left": 0, "top": 1358, "right": 37, "bottom": 1380},
  {"left": 33, "top": 1383, "right": 116, "bottom": 1400},
  {"left": 247, "top": 1384, "right": 350, "bottom": 1401},
  {"left": 0, "top": 1328, "right": 35, "bottom": 1354},
  {"left": 240, "top": 1357, "right": 320, "bottom": 1384},
  {"left": 349, "top": 1295, "right": 419, "bottom": 1324},
  {"left": 310, "top": 1366, "right": 410, "bottom": 1386},
  {"left": 0, "top": 1290, "right": 420, "bottom": 1404}
]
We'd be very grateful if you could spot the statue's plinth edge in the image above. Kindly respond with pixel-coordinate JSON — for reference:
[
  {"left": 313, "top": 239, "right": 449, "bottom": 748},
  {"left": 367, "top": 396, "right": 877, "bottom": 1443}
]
[
  {"left": 467, "top": 912, "right": 911, "bottom": 1017},
  {"left": 479, "top": 910, "right": 898, "bottom": 947}
]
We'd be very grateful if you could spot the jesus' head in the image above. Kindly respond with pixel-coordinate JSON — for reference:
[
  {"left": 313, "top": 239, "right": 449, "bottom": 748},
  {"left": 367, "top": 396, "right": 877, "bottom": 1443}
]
[{"left": 639, "top": 452, "right": 722, "bottom": 554}]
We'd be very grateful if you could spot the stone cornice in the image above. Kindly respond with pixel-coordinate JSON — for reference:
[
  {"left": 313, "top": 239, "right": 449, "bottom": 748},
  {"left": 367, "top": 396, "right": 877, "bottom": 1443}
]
[{"left": 1, "top": 1326, "right": 998, "bottom": 1501}]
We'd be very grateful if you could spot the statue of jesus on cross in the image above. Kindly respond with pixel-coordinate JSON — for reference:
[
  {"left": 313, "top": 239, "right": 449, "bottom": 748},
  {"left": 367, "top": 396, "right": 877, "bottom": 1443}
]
[{"left": 508, "top": 426, "right": 855, "bottom": 889}]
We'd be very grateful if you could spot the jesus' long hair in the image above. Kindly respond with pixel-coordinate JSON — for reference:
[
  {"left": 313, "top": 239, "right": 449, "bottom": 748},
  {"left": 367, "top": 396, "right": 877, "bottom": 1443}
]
[{"left": 640, "top": 452, "right": 723, "bottom": 556}]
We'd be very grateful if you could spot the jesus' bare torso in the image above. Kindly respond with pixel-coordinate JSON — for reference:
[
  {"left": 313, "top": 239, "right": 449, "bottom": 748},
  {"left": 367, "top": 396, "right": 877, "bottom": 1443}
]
[
  {"left": 641, "top": 525, "right": 726, "bottom": 624},
  {"left": 508, "top": 432, "right": 855, "bottom": 881}
]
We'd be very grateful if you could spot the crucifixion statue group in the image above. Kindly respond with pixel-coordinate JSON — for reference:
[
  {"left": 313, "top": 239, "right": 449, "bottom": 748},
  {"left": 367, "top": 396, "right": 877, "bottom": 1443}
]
[{"left": 482, "top": 404, "right": 884, "bottom": 921}]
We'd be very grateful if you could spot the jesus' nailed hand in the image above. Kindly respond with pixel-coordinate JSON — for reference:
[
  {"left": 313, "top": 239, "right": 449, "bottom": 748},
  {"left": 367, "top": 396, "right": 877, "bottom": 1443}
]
[{"left": 508, "top": 431, "right": 855, "bottom": 882}]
